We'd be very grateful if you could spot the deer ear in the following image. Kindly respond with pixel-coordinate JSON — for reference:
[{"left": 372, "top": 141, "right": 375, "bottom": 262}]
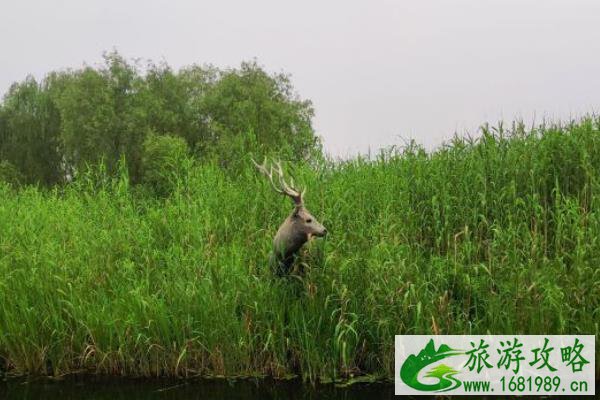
[{"left": 292, "top": 205, "right": 302, "bottom": 218}]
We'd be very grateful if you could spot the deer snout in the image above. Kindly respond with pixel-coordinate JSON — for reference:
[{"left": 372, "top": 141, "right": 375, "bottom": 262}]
[{"left": 314, "top": 227, "right": 327, "bottom": 237}]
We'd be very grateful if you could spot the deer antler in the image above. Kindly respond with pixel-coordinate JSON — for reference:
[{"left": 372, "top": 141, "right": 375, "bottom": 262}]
[{"left": 252, "top": 158, "right": 304, "bottom": 206}]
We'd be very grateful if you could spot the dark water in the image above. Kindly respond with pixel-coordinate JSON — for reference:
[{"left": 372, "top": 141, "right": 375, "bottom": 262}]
[
  {"left": 0, "top": 378, "right": 595, "bottom": 399},
  {"left": 1, "top": 378, "right": 397, "bottom": 400}
]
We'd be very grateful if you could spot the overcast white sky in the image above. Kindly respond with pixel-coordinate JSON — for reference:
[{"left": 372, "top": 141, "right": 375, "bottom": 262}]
[{"left": 1, "top": 0, "right": 599, "bottom": 156}]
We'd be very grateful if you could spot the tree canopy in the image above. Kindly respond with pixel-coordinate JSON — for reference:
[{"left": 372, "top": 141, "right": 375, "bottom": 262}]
[{"left": 0, "top": 52, "right": 320, "bottom": 186}]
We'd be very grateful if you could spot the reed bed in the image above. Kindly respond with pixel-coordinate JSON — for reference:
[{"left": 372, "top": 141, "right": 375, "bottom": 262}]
[{"left": 0, "top": 118, "right": 599, "bottom": 380}]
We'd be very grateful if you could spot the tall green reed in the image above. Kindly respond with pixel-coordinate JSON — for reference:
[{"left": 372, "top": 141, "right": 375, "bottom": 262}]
[{"left": 0, "top": 118, "right": 599, "bottom": 380}]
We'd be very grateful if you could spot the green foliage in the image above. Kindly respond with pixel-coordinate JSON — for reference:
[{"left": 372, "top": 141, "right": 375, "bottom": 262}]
[
  {"left": 201, "top": 61, "right": 319, "bottom": 163},
  {"left": 0, "top": 77, "right": 63, "bottom": 185},
  {"left": 0, "top": 52, "right": 320, "bottom": 186},
  {"left": 54, "top": 52, "right": 146, "bottom": 182},
  {"left": 141, "top": 134, "right": 191, "bottom": 196},
  {"left": 0, "top": 118, "right": 599, "bottom": 381},
  {"left": 0, "top": 160, "right": 23, "bottom": 186},
  {"left": 140, "top": 63, "right": 217, "bottom": 152}
]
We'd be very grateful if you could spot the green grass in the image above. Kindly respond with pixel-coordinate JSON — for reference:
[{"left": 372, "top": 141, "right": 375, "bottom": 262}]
[{"left": 0, "top": 118, "right": 599, "bottom": 381}]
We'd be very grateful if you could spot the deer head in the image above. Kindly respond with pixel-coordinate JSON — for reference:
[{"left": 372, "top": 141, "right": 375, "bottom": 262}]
[{"left": 252, "top": 158, "right": 327, "bottom": 275}]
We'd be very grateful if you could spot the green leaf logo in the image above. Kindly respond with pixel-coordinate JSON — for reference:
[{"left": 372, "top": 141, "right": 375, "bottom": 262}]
[{"left": 400, "top": 339, "right": 464, "bottom": 392}]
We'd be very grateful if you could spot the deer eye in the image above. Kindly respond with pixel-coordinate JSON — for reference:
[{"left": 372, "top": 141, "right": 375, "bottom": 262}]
[{"left": 306, "top": 218, "right": 312, "bottom": 223}]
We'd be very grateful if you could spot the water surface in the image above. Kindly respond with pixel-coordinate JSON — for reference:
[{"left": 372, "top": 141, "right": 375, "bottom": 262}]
[
  {"left": 1, "top": 378, "right": 594, "bottom": 399},
  {"left": 1, "top": 378, "right": 395, "bottom": 400}
]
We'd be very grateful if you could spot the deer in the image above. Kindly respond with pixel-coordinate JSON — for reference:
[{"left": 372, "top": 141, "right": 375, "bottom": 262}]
[{"left": 252, "top": 158, "right": 327, "bottom": 276}]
